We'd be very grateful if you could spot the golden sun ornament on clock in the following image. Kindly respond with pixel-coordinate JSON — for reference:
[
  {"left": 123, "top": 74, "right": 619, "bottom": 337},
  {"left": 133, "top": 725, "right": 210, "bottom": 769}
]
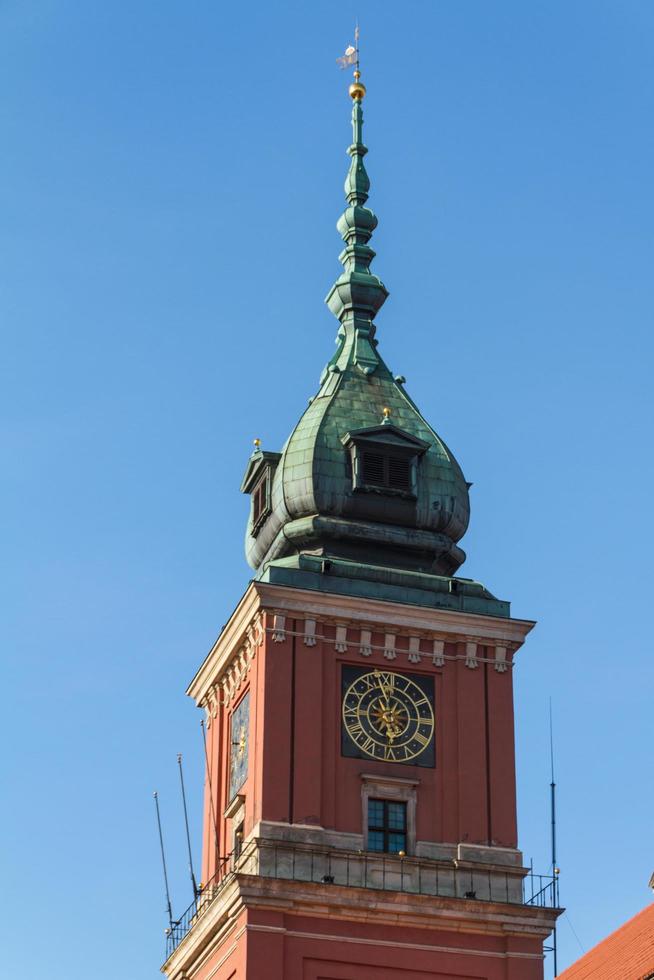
[{"left": 341, "top": 667, "right": 435, "bottom": 766}]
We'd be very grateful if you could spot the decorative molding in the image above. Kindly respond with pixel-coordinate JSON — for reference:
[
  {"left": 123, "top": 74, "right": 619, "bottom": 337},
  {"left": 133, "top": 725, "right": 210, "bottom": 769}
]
[
  {"left": 303, "top": 618, "right": 317, "bottom": 647},
  {"left": 408, "top": 636, "right": 422, "bottom": 664},
  {"left": 360, "top": 773, "right": 420, "bottom": 786},
  {"left": 383, "top": 632, "right": 396, "bottom": 660},
  {"left": 203, "top": 684, "right": 219, "bottom": 727},
  {"left": 335, "top": 624, "right": 348, "bottom": 653},
  {"left": 186, "top": 581, "right": 530, "bottom": 709},
  {"left": 261, "top": 927, "right": 546, "bottom": 962},
  {"left": 212, "top": 634, "right": 260, "bottom": 708},
  {"left": 271, "top": 614, "right": 286, "bottom": 643},
  {"left": 255, "top": 581, "right": 535, "bottom": 645},
  {"left": 465, "top": 641, "right": 478, "bottom": 669},
  {"left": 494, "top": 645, "right": 508, "bottom": 673},
  {"left": 223, "top": 793, "right": 245, "bottom": 820},
  {"left": 253, "top": 612, "right": 264, "bottom": 647},
  {"left": 226, "top": 665, "right": 237, "bottom": 700}
]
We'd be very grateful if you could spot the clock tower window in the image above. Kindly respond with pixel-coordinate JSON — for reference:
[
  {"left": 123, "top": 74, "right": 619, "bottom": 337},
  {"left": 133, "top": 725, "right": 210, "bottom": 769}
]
[
  {"left": 367, "top": 798, "right": 407, "bottom": 854},
  {"left": 361, "top": 773, "right": 419, "bottom": 855}
]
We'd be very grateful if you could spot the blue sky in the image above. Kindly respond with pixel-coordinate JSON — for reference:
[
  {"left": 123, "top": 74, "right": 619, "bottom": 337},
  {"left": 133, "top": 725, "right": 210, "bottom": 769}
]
[{"left": 2, "top": 2, "right": 653, "bottom": 977}]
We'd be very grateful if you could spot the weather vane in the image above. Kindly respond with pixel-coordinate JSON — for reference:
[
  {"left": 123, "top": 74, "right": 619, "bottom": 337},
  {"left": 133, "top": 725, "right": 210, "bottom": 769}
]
[
  {"left": 336, "top": 24, "right": 365, "bottom": 100},
  {"left": 336, "top": 23, "right": 360, "bottom": 73}
]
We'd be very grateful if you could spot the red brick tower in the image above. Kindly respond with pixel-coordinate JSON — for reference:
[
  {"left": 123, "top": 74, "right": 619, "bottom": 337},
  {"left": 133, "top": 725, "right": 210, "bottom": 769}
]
[{"left": 161, "top": 49, "right": 560, "bottom": 980}]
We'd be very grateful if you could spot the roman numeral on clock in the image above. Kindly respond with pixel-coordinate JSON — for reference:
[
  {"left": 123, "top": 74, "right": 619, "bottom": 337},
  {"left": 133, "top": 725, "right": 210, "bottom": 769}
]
[{"left": 360, "top": 736, "right": 376, "bottom": 754}]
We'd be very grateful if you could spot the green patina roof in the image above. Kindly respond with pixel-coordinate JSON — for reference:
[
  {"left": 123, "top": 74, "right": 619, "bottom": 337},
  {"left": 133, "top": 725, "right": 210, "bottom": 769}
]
[{"left": 239, "top": 79, "right": 507, "bottom": 616}]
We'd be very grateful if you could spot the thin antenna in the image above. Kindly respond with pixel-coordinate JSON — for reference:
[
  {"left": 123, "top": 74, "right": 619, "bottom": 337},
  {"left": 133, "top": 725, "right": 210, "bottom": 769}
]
[
  {"left": 177, "top": 753, "right": 199, "bottom": 900},
  {"left": 200, "top": 719, "right": 220, "bottom": 857},
  {"left": 153, "top": 791, "right": 174, "bottom": 934},
  {"left": 549, "top": 698, "right": 559, "bottom": 977}
]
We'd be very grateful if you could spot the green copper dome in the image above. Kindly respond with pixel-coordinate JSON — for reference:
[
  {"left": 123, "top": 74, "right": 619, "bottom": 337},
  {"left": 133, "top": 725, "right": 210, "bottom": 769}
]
[{"left": 242, "top": 87, "right": 471, "bottom": 581}]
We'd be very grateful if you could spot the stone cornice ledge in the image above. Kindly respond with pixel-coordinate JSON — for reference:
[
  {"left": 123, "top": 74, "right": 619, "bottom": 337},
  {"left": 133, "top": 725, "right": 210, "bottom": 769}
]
[
  {"left": 238, "top": 873, "right": 559, "bottom": 937},
  {"left": 187, "top": 581, "right": 535, "bottom": 707},
  {"left": 163, "top": 871, "right": 560, "bottom": 978},
  {"left": 187, "top": 584, "right": 261, "bottom": 704},
  {"left": 163, "top": 872, "right": 561, "bottom": 977},
  {"left": 255, "top": 583, "right": 535, "bottom": 644}
]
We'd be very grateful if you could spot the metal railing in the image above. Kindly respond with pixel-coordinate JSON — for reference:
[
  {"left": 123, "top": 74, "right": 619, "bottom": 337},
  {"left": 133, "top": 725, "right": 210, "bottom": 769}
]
[
  {"left": 165, "top": 838, "right": 558, "bottom": 958},
  {"left": 165, "top": 853, "right": 232, "bottom": 956}
]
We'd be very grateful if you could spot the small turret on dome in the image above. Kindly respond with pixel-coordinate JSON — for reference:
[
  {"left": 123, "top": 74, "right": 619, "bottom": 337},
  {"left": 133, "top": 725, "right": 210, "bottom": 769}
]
[{"left": 240, "top": 57, "right": 506, "bottom": 616}]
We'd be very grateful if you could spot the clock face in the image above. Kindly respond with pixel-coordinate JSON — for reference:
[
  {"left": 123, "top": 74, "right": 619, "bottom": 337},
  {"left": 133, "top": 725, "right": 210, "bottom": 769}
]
[
  {"left": 341, "top": 666, "right": 435, "bottom": 766},
  {"left": 229, "top": 692, "right": 250, "bottom": 800}
]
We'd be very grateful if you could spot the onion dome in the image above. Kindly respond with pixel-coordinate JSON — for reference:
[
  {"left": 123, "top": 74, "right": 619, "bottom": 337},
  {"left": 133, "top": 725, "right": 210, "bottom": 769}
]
[{"left": 241, "top": 73, "right": 474, "bottom": 594}]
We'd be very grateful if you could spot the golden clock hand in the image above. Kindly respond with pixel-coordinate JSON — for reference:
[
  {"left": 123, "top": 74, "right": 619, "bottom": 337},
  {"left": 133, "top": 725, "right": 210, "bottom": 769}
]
[
  {"left": 375, "top": 696, "right": 390, "bottom": 715},
  {"left": 376, "top": 675, "right": 392, "bottom": 701}
]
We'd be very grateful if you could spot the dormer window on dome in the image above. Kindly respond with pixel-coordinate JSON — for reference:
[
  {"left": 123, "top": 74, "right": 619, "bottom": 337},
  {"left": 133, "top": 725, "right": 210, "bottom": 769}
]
[
  {"left": 361, "top": 451, "right": 411, "bottom": 492},
  {"left": 240, "top": 450, "right": 281, "bottom": 537},
  {"left": 252, "top": 474, "right": 269, "bottom": 527},
  {"left": 341, "top": 424, "right": 430, "bottom": 499}
]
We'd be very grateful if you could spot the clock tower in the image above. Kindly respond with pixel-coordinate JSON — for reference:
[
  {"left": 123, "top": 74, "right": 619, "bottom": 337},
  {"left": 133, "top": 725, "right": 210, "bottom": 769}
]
[{"left": 161, "top": 63, "right": 560, "bottom": 980}]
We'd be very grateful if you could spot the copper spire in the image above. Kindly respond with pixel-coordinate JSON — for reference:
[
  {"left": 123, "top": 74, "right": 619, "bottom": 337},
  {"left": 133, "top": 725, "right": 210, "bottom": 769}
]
[{"left": 326, "top": 30, "right": 388, "bottom": 375}]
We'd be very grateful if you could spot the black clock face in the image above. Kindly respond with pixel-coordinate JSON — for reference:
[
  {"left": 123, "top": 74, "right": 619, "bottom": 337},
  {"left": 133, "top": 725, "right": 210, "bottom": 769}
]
[
  {"left": 341, "top": 666, "right": 435, "bottom": 767},
  {"left": 229, "top": 692, "right": 249, "bottom": 800}
]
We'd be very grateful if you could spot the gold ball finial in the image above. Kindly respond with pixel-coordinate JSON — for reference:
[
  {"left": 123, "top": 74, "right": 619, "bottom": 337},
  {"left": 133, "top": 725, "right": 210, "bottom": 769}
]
[
  {"left": 382, "top": 406, "right": 392, "bottom": 420},
  {"left": 253, "top": 438, "right": 261, "bottom": 449},
  {"left": 349, "top": 75, "right": 366, "bottom": 100}
]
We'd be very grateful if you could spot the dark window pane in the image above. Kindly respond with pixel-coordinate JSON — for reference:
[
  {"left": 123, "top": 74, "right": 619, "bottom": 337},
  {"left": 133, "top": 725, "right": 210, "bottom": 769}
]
[
  {"left": 388, "top": 832, "right": 406, "bottom": 853},
  {"left": 387, "top": 803, "right": 406, "bottom": 830},
  {"left": 252, "top": 476, "right": 268, "bottom": 524},
  {"left": 367, "top": 800, "right": 409, "bottom": 854},
  {"left": 368, "top": 799, "right": 384, "bottom": 827}
]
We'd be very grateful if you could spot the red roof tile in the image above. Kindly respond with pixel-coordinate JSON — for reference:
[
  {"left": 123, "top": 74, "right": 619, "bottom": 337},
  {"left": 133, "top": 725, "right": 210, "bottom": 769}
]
[{"left": 559, "top": 903, "right": 654, "bottom": 980}]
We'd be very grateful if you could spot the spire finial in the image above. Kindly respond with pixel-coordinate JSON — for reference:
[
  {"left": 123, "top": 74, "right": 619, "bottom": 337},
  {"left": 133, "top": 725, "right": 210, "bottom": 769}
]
[
  {"left": 326, "top": 27, "right": 388, "bottom": 376},
  {"left": 337, "top": 23, "right": 366, "bottom": 100}
]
